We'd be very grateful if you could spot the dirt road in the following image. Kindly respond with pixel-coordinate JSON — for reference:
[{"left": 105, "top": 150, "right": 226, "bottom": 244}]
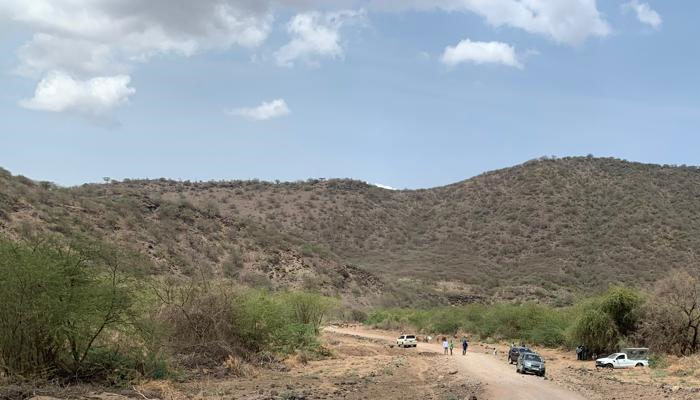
[{"left": 326, "top": 325, "right": 586, "bottom": 400}]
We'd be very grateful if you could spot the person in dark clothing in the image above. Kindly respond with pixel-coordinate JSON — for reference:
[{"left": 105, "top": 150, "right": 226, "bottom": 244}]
[
  {"left": 576, "top": 345, "right": 583, "bottom": 360},
  {"left": 462, "top": 338, "right": 469, "bottom": 355}
]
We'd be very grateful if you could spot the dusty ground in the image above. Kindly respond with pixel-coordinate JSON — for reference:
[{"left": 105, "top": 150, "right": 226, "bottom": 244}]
[
  {"left": 7, "top": 329, "right": 482, "bottom": 400},
  {"left": 327, "top": 326, "right": 586, "bottom": 400},
  {"left": 459, "top": 335, "right": 700, "bottom": 400},
  {"left": 328, "top": 325, "right": 700, "bottom": 400},
  {"left": 145, "top": 332, "right": 483, "bottom": 400},
  {"left": 7, "top": 325, "right": 700, "bottom": 400}
]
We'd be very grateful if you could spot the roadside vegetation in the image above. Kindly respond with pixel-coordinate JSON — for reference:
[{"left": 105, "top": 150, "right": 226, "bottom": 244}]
[
  {"left": 367, "top": 280, "right": 700, "bottom": 357},
  {"left": 0, "top": 237, "right": 336, "bottom": 386}
]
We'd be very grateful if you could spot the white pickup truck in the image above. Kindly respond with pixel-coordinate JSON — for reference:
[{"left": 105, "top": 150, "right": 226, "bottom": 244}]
[
  {"left": 595, "top": 351, "right": 649, "bottom": 369},
  {"left": 397, "top": 334, "right": 417, "bottom": 348}
]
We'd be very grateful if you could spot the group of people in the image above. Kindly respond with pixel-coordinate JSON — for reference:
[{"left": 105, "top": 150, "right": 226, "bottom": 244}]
[
  {"left": 441, "top": 337, "right": 469, "bottom": 355},
  {"left": 575, "top": 344, "right": 589, "bottom": 360}
]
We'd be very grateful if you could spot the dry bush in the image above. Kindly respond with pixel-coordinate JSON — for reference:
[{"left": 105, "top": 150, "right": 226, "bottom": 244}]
[
  {"left": 151, "top": 279, "right": 239, "bottom": 366},
  {"left": 638, "top": 271, "right": 700, "bottom": 355},
  {"left": 222, "top": 354, "right": 250, "bottom": 377}
]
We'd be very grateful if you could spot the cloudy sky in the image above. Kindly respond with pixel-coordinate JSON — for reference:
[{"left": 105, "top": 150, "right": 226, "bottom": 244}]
[{"left": 1, "top": 1, "right": 697, "bottom": 189}]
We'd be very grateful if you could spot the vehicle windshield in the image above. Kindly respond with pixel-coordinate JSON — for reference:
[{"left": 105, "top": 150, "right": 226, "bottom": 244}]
[
  {"left": 606, "top": 353, "right": 620, "bottom": 359},
  {"left": 406, "top": 335, "right": 415, "bottom": 339},
  {"left": 524, "top": 354, "right": 542, "bottom": 362}
]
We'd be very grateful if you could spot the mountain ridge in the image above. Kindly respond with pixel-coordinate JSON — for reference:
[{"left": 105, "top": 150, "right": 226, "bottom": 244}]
[{"left": 2, "top": 156, "right": 700, "bottom": 306}]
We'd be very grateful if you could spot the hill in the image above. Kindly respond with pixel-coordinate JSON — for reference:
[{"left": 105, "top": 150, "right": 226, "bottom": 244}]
[{"left": 2, "top": 156, "right": 700, "bottom": 306}]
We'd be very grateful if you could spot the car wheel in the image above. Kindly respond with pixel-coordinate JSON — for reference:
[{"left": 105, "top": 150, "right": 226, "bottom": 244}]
[{"left": 605, "top": 363, "right": 613, "bottom": 369}]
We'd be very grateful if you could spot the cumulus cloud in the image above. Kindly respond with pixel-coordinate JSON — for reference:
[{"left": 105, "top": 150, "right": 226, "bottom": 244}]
[
  {"left": 15, "top": 34, "right": 126, "bottom": 78},
  {"left": 20, "top": 72, "right": 135, "bottom": 116},
  {"left": 1, "top": 0, "right": 614, "bottom": 118},
  {"left": 275, "top": 9, "right": 364, "bottom": 67},
  {"left": 228, "top": 99, "right": 291, "bottom": 121},
  {"left": 623, "top": 1, "right": 662, "bottom": 30},
  {"left": 441, "top": 39, "right": 522, "bottom": 68},
  {"left": 3, "top": 0, "right": 272, "bottom": 60},
  {"left": 2, "top": 0, "right": 273, "bottom": 116}
]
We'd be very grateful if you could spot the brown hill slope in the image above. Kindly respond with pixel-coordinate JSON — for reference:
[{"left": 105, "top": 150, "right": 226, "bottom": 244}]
[{"left": 2, "top": 156, "right": 700, "bottom": 305}]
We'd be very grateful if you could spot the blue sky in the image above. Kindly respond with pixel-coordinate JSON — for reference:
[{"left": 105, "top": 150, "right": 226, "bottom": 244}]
[{"left": 1, "top": 1, "right": 698, "bottom": 189}]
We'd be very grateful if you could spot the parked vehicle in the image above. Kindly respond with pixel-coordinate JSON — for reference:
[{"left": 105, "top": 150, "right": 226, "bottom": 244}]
[
  {"left": 397, "top": 334, "right": 417, "bottom": 348},
  {"left": 516, "top": 352, "right": 546, "bottom": 376},
  {"left": 595, "top": 349, "right": 649, "bottom": 369},
  {"left": 508, "top": 346, "right": 532, "bottom": 364}
]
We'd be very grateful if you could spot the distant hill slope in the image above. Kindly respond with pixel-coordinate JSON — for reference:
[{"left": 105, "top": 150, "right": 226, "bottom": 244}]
[{"left": 2, "top": 156, "right": 700, "bottom": 305}]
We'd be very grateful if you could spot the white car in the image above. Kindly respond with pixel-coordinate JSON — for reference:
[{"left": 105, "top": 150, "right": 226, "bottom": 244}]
[
  {"left": 397, "top": 334, "right": 417, "bottom": 348},
  {"left": 595, "top": 352, "right": 649, "bottom": 369}
]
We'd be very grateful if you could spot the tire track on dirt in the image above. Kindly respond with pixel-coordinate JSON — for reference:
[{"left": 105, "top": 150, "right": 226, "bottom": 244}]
[{"left": 325, "top": 326, "right": 587, "bottom": 400}]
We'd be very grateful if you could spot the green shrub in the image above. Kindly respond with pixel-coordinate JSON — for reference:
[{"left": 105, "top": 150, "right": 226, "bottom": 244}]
[
  {"left": 229, "top": 289, "right": 334, "bottom": 354},
  {"left": 365, "top": 303, "right": 570, "bottom": 346},
  {"left": 567, "top": 308, "right": 619, "bottom": 355},
  {"left": 0, "top": 238, "right": 134, "bottom": 379},
  {"left": 230, "top": 289, "right": 289, "bottom": 352},
  {"left": 599, "top": 287, "right": 644, "bottom": 336},
  {"left": 566, "top": 287, "right": 644, "bottom": 353},
  {"left": 282, "top": 292, "right": 336, "bottom": 334},
  {"left": 648, "top": 354, "right": 668, "bottom": 369}
]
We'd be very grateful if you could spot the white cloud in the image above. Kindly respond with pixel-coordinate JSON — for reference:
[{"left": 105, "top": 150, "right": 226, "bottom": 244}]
[
  {"left": 2, "top": 0, "right": 274, "bottom": 116},
  {"left": 623, "top": 1, "right": 662, "bottom": 30},
  {"left": 15, "top": 33, "right": 126, "bottom": 78},
  {"left": 1, "top": 0, "right": 614, "bottom": 119},
  {"left": 367, "top": 0, "right": 610, "bottom": 45},
  {"left": 441, "top": 39, "right": 522, "bottom": 68},
  {"left": 228, "top": 99, "right": 291, "bottom": 121},
  {"left": 20, "top": 71, "right": 135, "bottom": 115},
  {"left": 275, "top": 9, "right": 364, "bottom": 67}
]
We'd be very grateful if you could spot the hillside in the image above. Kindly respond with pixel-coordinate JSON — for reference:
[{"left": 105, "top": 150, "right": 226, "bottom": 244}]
[{"left": 2, "top": 156, "right": 700, "bottom": 305}]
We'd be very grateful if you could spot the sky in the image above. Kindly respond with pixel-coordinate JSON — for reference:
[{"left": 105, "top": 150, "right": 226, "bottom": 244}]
[{"left": 1, "top": 0, "right": 698, "bottom": 189}]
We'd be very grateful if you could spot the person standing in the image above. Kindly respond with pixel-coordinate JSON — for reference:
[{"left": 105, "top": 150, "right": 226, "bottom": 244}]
[
  {"left": 442, "top": 338, "right": 449, "bottom": 355},
  {"left": 576, "top": 345, "right": 582, "bottom": 361},
  {"left": 449, "top": 339, "right": 454, "bottom": 356},
  {"left": 462, "top": 338, "right": 468, "bottom": 355}
]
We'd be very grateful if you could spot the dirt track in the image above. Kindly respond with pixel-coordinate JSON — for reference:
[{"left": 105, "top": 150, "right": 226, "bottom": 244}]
[{"left": 326, "top": 326, "right": 586, "bottom": 400}]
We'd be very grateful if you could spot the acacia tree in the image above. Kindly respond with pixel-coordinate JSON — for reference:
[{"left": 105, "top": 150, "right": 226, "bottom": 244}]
[
  {"left": 0, "top": 238, "right": 133, "bottom": 377},
  {"left": 641, "top": 271, "right": 700, "bottom": 355}
]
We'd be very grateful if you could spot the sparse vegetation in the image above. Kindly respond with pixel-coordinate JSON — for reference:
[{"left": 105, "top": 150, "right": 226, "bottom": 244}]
[
  {"left": 0, "top": 238, "right": 335, "bottom": 385},
  {"left": 366, "top": 286, "right": 685, "bottom": 355},
  {"left": 637, "top": 271, "right": 700, "bottom": 356},
  {"left": 2, "top": 156, "right": 700, "bottom": 388},
  {"left": 3, "top": 157, "right": 700, "bottom": 306},
  {"left": 367, "top": 302, "right": 574, "bottom": 347}
]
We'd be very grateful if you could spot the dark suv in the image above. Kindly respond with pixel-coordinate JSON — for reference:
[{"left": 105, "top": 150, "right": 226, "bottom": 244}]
[{"left": 508, "top": 346, "right": 532, "bottom": 364}]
